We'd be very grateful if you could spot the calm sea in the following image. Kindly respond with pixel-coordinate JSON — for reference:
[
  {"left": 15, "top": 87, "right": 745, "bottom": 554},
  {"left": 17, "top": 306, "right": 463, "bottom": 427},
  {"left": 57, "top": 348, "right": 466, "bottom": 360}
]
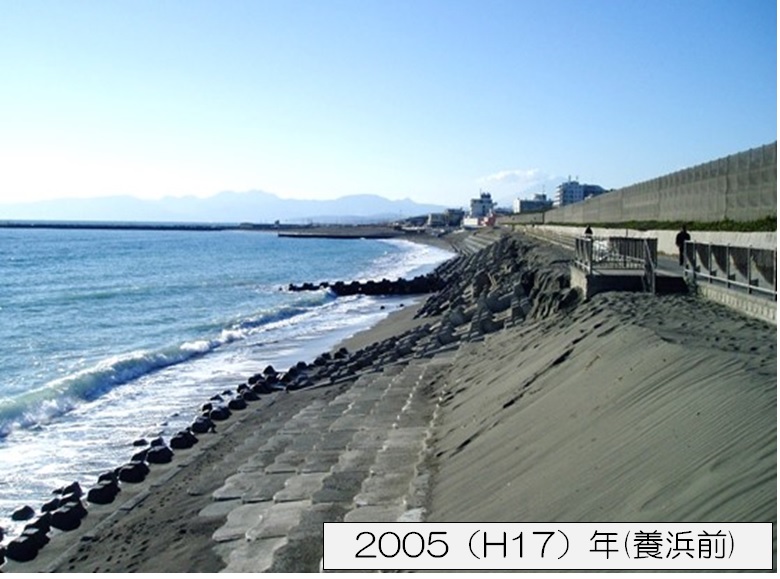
[{"left": 0, "top": 226, "right": 453, "bottom": 535}]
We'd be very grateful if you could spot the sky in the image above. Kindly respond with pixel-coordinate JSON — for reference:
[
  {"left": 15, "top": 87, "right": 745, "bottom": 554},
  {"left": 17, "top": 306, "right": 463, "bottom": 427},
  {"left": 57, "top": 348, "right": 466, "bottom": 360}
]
[{"left": 0, "top": 0, "right": 776, "bottom": 208}]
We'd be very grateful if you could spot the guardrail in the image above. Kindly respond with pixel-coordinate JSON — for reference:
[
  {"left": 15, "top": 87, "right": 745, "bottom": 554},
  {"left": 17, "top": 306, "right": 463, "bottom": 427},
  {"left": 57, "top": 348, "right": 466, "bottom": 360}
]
[
  {"left": 642, "top": 239, "right": 656, "bottom": 295},
  {"left": 683, "top": 242, "right": 777, "bottom": 299},
  {"left": 575, "top": 236, "right": 658, "bottom": 275},
  {"left": 521, "top": 227, "right": 577, "bottom": 250}
]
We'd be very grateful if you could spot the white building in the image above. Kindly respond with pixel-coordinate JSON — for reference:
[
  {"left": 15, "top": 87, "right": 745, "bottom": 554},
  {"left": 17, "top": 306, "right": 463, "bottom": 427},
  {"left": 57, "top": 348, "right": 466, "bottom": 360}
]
[
  {"left": 513, "top": 193, "right": 553, "bottom": 214},
  {"left": 554, "top": 180, "right": 606, "bottom": 207},
  {"left": 470, "top": 192, "right": 495, "bottom": 217}
]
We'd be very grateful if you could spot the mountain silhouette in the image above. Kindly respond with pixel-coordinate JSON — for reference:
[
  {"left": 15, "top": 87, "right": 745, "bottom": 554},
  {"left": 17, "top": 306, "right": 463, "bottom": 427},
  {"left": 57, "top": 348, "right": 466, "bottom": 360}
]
[{"left": 0, "top": 191, "right": 449, "bottom": 224}]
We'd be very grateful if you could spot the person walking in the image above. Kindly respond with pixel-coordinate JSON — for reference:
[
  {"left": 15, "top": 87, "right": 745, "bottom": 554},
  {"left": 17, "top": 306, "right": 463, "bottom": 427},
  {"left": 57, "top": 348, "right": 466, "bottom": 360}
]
[{"left": 675, "top": 224, "right": 690, "bottom": 266}]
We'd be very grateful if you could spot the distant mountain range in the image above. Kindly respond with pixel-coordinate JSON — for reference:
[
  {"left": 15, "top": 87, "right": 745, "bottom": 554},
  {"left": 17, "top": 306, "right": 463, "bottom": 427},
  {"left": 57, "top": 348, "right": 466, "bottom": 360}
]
[{"left": 0, "top": 191, "right": 448, "bottom": 224}]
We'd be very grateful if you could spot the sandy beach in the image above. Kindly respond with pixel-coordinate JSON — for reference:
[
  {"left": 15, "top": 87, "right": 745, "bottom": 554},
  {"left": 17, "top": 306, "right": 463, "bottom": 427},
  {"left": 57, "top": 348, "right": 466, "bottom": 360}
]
[{"left": 3, "top": 230, "right": 775, "bottom": 572}]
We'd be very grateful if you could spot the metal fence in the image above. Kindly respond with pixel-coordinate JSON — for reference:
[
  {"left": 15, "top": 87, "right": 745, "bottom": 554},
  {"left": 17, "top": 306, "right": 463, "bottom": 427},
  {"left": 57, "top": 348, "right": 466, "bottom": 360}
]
[
  {"left": 683, "top": 242, "right": 777, "bottom": 298},
  {"left": 575, "top": 236, "right": 658, "bottom": 275},
  {"left": 522, "top": 227, "right": 577, "bottom": 250}
]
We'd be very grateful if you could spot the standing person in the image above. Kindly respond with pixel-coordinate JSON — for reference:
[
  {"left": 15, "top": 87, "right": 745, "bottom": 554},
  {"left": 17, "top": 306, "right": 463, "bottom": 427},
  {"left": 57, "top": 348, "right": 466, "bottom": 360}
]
[
  {"left": 584, "top": 225, "right": 593, "bottom": 237},
  {"left": 675, "top": 224, "right": 690, "bottom": 266}
]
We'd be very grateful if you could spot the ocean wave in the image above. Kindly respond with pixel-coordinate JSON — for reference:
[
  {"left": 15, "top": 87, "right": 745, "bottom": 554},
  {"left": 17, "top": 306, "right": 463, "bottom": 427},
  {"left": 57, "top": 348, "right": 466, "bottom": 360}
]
[
  {"left": 0, "top": 347, "right": 199, "bottom": 437},
  {"left": 0, "top": 292, "right": 334, "bottom": 437},
  {"left": 369, "top": 239, "right": 455, "bottom": 281}
]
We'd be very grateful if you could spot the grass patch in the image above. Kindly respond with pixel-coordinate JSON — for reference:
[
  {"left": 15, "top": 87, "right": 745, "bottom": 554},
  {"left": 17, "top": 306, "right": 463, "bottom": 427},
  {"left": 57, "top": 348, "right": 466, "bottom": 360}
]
[{"left": 545, "top": 216, "right": 776, "bottom": 232}]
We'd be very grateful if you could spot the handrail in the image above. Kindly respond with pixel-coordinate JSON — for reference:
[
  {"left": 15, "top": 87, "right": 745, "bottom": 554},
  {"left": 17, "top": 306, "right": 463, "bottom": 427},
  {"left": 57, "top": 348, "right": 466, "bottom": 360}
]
[
  {"left": 684, "top": 241, "right": 776, "bottom": 299},
  {"left": 642, "top": 238, "right": 656, "bottom": 295},
  {"left": 574, "top": 237, "right": 593, "bottom": 273},
  {"left": 575, "top": 236, "right": 656, "bottom": 272}
]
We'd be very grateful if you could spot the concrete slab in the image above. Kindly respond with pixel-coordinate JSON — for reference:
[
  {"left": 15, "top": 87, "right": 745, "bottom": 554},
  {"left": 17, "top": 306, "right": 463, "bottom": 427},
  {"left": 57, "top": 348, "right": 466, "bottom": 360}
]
[
  {"left": 383, "top": 427, "right": 427, "bottom": 449},
  {"left": 370, "top": 449, "right": 420, "bottom": 477},
  {"left": 212, "top": 502, "right": 271, "bottom": 543},
  {"left": 345, "top": 428, "right": 387, "bottom": 451},
  {"left": 333, "top": 448, "right": 377, "bottom": 473},
  {"left": 245, "top": 500, "right": 311, "bottom": 540},
  {"left": 286, "top": 432, "right": 324, "bottom": 451},
  {"left": 273, "top": 472, "right": 328, "bottom": 502},
  {"left": 354, "top": 472, "right": 411, "bottom": 506},
  {"left": 301, "top": 450, "right": 342, "bottom": 473},
  {"left": 241, "top": 473, "right": 289, "bottom": 503},
  {"left": 264, "top": 449, "right": 308, "bottom": 473},
  {"left": 218, "top": 536, "right": 287, "bottom": 573},
  {"left": 198, "top": 498, "right": 241, "bottom": 519},
  {"left": 212, "top": 472, "right": 256, "bottom": 501},
  {"left": 312, "top": 470, "right": 366, "bottom": 504},
  {"left": 344, "top": 505, "right": 404, "bottom": 523},
  {"left": 264, "top": 460, "right": 301, "bottom": 474},
  {"left": 317, "top": 428, "right": 358, "bottom": 450},
  {"left": 237, "top": 450, "right": 278, "bottom": 472},
  {"left": 328, "top": 414, "right": 370, "bottom": 431}
]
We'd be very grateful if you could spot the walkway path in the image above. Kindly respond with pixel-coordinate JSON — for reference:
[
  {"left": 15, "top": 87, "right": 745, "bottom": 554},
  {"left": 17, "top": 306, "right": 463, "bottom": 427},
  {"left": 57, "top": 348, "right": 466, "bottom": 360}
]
[{"left": 203, "top": 355, "right": 451, "bottom": 572}]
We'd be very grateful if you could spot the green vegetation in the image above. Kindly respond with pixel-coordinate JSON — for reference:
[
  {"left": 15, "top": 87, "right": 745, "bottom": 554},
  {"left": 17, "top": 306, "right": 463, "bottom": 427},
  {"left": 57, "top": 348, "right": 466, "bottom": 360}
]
[{"left": 546, "top": 216, "right": 776, "bottom": 232}]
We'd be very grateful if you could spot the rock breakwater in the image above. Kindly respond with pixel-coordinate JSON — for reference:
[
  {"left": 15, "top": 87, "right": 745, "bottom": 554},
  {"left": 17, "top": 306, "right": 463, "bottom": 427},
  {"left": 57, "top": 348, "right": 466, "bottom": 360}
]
[{"left": 288, "top": 273, "right": 443, "bottom": 297}]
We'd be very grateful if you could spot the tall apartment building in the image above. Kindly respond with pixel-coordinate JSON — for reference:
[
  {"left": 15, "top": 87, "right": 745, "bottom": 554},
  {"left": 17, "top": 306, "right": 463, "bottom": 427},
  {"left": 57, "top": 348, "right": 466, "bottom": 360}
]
[
  {"left": 555, "top": 180, "right": 606, "bottom": 207},
  {"left": 513, "top": 193, "right": 553, "bottom": 214}
]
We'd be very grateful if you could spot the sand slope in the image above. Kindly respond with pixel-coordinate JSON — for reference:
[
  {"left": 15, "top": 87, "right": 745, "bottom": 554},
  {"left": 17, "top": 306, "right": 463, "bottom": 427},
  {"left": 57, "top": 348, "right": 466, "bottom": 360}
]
[{"left": 428, "top": 291, "right": 776, "bottom": 528}]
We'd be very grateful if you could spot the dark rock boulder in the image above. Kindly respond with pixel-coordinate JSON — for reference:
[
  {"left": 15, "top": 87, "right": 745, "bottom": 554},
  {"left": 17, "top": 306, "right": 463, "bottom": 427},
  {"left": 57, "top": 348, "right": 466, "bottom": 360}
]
[
  {"left": 41, "top": 497, "right": 61, "bottom": 513},
  {"left": 5, "top": 535, "right": 40, "bottom": 562},
  {"left": 209, "top": 405, "right": 232, "bottom": 421},
  {"left": 11, "top": 505, "right": 35, "bottom": 521},
  {"left": 131, "top": 448, "right": 149, "bottom": 462},
  {"left": 240, "top": 389, "right": 259, "bottom": 402},
  {"left": 117, "top": 460, "right": 150, "bottom": 484},
  {"left": 86, "top": 480, "right": 120, "bottom": 505},
  {"left": 56, "top": 481, "right": 83, "bottom": 499},
  {"left": 170, "top": 429, "right": 198, "bottom": 450},
  {"left": 98, "top": 471, "right": 118, "bottom": 485},
  {"left": 50, "top": 500, "right": 87, "bottom": 531},
  {"left": 21, "top": 524, "right": 50, "bottom": 550},
  {"left": 146, "top": 445, "right": 174, "bottom": 464},
  {"left": 26, "top": 514, "right": 51, "bottom": 534},
  {"left": 191, "top": 416, "right": 216, "bottom": 434},
  {"left": 227, "top": 397, "right": 247, "bottom": 411}
]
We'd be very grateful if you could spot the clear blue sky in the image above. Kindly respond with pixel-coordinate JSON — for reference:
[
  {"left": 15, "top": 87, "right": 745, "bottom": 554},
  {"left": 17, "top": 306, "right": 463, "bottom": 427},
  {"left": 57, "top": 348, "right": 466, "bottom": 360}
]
[{"left": 0, "top": 0, "right": 775, "bottom": 206}]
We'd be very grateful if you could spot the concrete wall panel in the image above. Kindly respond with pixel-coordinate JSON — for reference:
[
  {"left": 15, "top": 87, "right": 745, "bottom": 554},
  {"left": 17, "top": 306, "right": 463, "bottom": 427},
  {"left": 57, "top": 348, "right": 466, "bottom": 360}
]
[{"left": 540, "top": 143, "right": 776, "bottom": 224}]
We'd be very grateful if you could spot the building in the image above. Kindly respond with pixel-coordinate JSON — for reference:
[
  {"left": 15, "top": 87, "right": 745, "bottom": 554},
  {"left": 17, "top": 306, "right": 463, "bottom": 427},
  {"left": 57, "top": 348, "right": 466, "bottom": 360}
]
[
  {"left": 427, "top": 213, "right": 448, "bottom": 228},
  {"left": 462, "top": 214, "right": 497, "bottom": 229},
  {"left": 555, "top": 180, "right": 606, "bottom": 207},
  {"left": 513, "top": 193, "right": 553, "bottom": 214},
  {"left": 470, "top": 192, "right": 495, "bottom": 218},
  {"left": 427, "top": 208, "right": 464, "bottom": 228},
  {"left": 444, "top": 208, "right": 465, "bottom": 227}
]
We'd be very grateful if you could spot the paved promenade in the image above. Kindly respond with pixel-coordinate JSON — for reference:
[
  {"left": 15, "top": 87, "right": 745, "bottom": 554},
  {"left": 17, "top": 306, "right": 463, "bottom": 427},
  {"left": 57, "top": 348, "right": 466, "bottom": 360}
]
[{"left": 208, "top": 357, "right": 448, "bottom": 572}]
